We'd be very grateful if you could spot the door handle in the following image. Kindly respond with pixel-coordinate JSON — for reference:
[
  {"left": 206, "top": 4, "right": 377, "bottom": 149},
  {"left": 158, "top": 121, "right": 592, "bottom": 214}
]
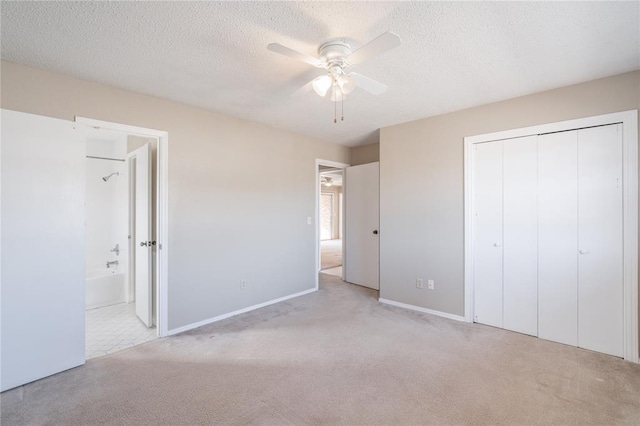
[
  {"left": 579, "top": 249, "right": 589, "bottom": 254},
  {"left": 140, "top": 241, "right": 147, "bottom": 247},
  {"left": 373, "top": 230, "right": 379, "bottom": 235},
  {"left": 140, "top": 241, "right": 156, "bottom": 247},
  {"left": 493, "top": 242, "right": 501, "bottom": 247}
]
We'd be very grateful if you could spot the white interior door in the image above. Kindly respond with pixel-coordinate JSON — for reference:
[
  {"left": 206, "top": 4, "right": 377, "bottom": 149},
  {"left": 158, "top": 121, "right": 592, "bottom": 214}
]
[
  {"left": 129, "top": 143, "right": 152, "bottom": 327},
  {"left": 345, "top": 162, "right": 379, "bottom": 290},
  {"left": 1, "top": 109, "right": 85, "bottom": 391},
  {"left": 502, "top": 136, "right": 538, "bottom": 336},
  {"left": 538, "top": 131, "right": 578, "bottom": 346},
  {"left": 577, "top": 124, "right": 623, "bottom": 357},
  {"left": 472, "top": 141, "right": 503, "bottom": 328}
]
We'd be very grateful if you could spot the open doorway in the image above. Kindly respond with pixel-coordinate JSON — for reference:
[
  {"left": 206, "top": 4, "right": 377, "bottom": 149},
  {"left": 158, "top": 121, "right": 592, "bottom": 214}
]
[
  {"left": 0, "top": 110, "right": 169, "bottom": 391},
  {"left": 84, "top": 128, "right": 159, "bottom": 359},
  {"left": 319, "top": 167, "right": 344, "bottom": 277}
]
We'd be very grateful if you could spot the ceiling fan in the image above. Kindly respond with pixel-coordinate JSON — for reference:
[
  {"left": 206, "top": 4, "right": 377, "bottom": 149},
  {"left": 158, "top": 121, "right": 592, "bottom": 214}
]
[
  {"left": 267, "top": 32, "right": 401, "bottom": 107},
  {"left": 321, "top": 176, "right": 334, "bottom": 187}
]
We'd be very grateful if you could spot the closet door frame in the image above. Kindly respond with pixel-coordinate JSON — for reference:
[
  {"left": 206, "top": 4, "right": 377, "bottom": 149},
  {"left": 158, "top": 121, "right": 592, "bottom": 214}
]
[{"left": 463, "top": 110, "right": 638, "bottom": 363}]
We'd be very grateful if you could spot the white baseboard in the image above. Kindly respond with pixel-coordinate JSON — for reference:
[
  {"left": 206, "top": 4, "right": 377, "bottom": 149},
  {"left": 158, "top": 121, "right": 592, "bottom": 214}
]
[
  {"left": 378, "top": 298, "right": 467, "bottom": 322},
  {"left": 166, "top": 288, "right": 317, "bottom": 336}
]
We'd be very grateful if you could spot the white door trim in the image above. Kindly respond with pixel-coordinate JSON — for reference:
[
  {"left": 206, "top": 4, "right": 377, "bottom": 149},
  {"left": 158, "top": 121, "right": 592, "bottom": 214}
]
[
  {"left": 315, "top": 159, "right": 349, "bottom": 290},
  {"left": 463, "top": 110, "right": 638, "bottom": 363},
  {"left": 75, "top": 117, "right": 170, "bottom": 338}
]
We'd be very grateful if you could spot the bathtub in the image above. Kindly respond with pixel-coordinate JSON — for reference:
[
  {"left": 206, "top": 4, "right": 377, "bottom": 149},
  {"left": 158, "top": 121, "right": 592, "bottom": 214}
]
[{"left": 86, "top": 268, "right": 126, "bottom": 310}]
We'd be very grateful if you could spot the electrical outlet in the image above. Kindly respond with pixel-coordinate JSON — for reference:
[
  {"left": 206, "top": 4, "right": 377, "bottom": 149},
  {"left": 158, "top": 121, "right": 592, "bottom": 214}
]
[
  {"left": 416, "top": 278, "right": 424, "bottom": 289},
  {"left": 427, "top": 280, "right": 435, "bottom": 290},
  {"left": 241, "top": 280, "right": 247, "bottom": 290}
]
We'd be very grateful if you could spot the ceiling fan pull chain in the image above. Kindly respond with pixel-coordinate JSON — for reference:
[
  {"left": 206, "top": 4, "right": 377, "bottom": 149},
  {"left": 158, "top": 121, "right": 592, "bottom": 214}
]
[
  {"left": 341, "top": 89, "right": 344, "bottom": 121},
  {"left": 333, "top": 85, "right": 337, "bottom": 124}
]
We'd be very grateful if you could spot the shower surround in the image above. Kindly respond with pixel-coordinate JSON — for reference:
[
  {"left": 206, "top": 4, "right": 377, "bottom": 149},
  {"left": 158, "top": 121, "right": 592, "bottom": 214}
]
[{"left": 86, "top": 137, "right": 128, "bottom": 309}]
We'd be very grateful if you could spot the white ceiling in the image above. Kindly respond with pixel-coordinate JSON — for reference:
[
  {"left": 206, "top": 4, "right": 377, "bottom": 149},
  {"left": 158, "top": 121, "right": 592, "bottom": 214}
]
[{"left": 2, "top": 2, "right": 639, "bottom": 147}]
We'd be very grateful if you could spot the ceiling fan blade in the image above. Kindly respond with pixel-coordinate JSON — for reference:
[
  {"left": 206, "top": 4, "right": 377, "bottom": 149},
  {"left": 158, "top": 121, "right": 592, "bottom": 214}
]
[
  {"left": 267, "top": 43, "right": 323, "bottom": 67},
  {"left": 347, "top": 32, "right": 401, "bottom": 65},
  {"left": 351, "top": 73, "right": 388, "bottom": 95}
]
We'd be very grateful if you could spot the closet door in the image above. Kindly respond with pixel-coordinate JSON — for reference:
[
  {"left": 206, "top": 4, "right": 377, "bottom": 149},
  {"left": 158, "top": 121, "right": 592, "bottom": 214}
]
[
  {"left": 1, "top": 110, "right": 86, "bottom": 391},
  {"left": 538, "top": 131, "right": 578, "bottom": 346},
  {"left": 577, "top": 124, "right": 623, "bottom": 357},
  {"left": 502, "top": 136, "right": 538, "bottom": 336},
  {"left": 473, "top": 141, "right": 503, "bottom": 327}
]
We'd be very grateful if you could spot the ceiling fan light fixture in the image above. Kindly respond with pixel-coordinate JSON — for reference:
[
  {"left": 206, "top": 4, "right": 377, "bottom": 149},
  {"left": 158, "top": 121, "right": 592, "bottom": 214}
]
[
  {"left": 267, "top": 31, "right": 401, "bottom": 122},
  {"left": 337, "top": 74, "right": 356, "bottom": 94},
  {"left": 312, "top": 75, "right": 332, "bottom": 97}
]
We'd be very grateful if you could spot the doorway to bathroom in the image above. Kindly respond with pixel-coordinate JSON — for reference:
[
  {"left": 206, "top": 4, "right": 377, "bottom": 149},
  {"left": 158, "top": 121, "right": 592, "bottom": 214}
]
[
  {"left": 83, "top": 126, "right": 159, "bottom": 359},
  {"left": 1, "top": 110, "right": 170, "bottom": 391}
]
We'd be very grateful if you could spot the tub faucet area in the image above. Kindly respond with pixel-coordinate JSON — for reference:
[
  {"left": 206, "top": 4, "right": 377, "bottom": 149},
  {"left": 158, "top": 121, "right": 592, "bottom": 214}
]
[{"left": 106, "top": 260, "right": 119, "bottom": 268}]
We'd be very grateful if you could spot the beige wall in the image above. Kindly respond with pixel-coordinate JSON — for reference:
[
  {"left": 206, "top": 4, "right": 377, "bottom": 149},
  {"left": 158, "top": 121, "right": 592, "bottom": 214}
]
[
  {"left": 350, "top": 143, "right": 380, "bottom": 166},
  {"left": 1, "top": 61, "right": 350, "bottom": 331},
  {"left": 380, "top": 71, "right": 640, "bottom": 320},
  {"left": 127, "top": 135, "right": 152, "bottom": 153}
]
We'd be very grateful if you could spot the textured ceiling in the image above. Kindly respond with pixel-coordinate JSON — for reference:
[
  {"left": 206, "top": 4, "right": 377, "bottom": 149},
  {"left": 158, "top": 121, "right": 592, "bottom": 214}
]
[{"left": 2, "top": 1, "right": 639, "bottom": 147}]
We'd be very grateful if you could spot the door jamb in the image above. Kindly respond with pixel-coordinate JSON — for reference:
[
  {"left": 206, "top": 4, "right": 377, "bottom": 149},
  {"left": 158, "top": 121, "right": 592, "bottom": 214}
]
[
  {"left": 75, "top": 117, "right": 169, "bottom": 338},
  {"left": 316, "top": 159, "right": 349, "bottom": 290},
  {"left": 126, "top": 153, "right": 136, "bottom": 303},
  {"left": 463, "top": 110, "right": 638, "bottom": 363}
]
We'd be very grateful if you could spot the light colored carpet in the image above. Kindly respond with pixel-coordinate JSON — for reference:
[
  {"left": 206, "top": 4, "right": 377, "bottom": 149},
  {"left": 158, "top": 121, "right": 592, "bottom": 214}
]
[
  {"left": 321, "top": 266, "right": 342, "bottom": 277},
  {"left": 321, "top": 239, "right": 342, "bottom": 270},
  {"left": 2, "top": 274, "right": 640, "bottom": 425}
]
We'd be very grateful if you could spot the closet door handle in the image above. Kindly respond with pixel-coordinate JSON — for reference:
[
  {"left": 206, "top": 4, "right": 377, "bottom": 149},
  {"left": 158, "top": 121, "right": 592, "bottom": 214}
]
[
  {"left": 579, "top": 249, "right": 589, "bottom": 254},
  {"left": 493, "top": 242, "right": 501, "bottom": 247}
]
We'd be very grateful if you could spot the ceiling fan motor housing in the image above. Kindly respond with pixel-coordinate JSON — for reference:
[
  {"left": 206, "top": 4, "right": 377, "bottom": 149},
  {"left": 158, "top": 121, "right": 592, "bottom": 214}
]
[{"left": 318, "top": 41, "right": 352, "bottom": 67}]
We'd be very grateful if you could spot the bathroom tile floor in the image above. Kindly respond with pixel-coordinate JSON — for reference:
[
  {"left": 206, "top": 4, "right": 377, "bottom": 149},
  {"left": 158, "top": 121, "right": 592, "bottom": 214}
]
[{"left": 85, "top": 302, "right": 157, "bottom": 359}]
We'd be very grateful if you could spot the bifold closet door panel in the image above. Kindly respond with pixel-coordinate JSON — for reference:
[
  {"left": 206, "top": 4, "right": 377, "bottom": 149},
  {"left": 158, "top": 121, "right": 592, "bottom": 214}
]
[
  {"left": 503, "top": 136, "right": 538, "bottom": 336},
  {"left": 538, "top": 131, "right": 578, "bottom": 346},
  {"left": 1, "top": 110, "right": 86, "bottom": 392},
  {"left": 473, "top": 141, "right": 503, "bottom": 328},
  {"left": 577, "top": 124, "right": 623, "bottom": 357}
]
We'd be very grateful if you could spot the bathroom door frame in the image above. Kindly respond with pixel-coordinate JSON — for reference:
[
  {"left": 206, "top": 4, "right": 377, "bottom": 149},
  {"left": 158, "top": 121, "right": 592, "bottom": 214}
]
[{"left": 75, "top": 117, "right": 170, "bottom": 338}]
